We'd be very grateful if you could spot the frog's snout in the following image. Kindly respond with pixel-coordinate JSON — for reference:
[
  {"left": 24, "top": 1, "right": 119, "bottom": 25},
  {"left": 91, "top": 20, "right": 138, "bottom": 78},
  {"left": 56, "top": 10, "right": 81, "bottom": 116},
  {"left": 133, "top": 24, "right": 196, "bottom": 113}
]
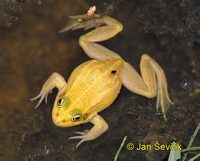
[
  {"left": 53, "top": 119, "right": 67, "bottom": 126},
  {"left": 52, "top": 112, "right": 62, "bottom": 126},
  {"left": 52, "top": 111, "right": 72, "bottom": 127},
  {"left": 53, "top": 118, "right": 67, "bottom": 127}
]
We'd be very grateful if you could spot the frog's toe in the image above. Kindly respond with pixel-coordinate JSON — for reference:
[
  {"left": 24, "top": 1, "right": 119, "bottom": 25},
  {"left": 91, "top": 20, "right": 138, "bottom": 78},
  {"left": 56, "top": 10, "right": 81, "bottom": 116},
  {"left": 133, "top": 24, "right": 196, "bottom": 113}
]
[
  {"left": 30, "top": 93, "right": 45, "bottom": 109},
  {"left": 76, "top": 139, "right": 86, "bottom": 148},
  {"left": 35, "top": 96, "right": 45, "bottom": 109},
  {"left": 44, "top": 90, "right": 52, "bottom": 104},
  {"left": 68, "top": 131, "right": 86, "bottom": 140},
  {"left": 45, "top": 94, "right": 48, "bottom": 104},
  {"left": 31, "top": 89, "right": 53, "bottom": 108},
  {"left": 68, "top": 136, "right": 86, "bottom": 148},
  {"left": 74, "top": 130, "right": 89, "bottom": 135},
  {"left": 30, "top": 92, "right": 46, "bottom": 108},
  {"left": 68, "top": 135, "right": 83, "bottom": 140},
  {"left": 30, "top": 93, "right": 41, "bottom": 101},
  {"left": 69, "top": 136, "right": 86, "bottom": 148},
  {"left": 68, "top": 130, "right": 90, "bottom": 148}
]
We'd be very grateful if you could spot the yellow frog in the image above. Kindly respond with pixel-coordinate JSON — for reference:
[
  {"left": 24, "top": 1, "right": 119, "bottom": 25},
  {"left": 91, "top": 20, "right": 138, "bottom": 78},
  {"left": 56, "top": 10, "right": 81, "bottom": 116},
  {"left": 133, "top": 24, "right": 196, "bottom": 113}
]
[{"left": 31, "top": 14, "right": 173, "bottom": 147}]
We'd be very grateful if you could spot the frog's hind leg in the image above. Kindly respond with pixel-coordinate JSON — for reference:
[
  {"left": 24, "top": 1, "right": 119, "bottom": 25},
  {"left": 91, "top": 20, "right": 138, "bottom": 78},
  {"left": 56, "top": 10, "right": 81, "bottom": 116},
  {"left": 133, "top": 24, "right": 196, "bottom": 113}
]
[
  {"left": 121, "top": 54, "right": 173, "bottom": 121},
  {"left": 79, "top": 16, "right": 123, "bottom": 60}
]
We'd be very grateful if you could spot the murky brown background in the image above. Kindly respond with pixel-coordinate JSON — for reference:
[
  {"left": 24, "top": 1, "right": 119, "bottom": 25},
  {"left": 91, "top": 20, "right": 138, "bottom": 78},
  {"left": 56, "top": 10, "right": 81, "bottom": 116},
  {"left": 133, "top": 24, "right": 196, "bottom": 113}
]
[{"left": 0, "top": 0, "right": 199, "bottom": 161}]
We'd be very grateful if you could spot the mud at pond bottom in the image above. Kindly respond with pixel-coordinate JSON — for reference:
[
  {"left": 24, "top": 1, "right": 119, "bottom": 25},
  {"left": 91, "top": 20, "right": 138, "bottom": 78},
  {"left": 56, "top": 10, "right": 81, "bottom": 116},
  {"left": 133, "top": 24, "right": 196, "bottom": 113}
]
[{"left": 0, "top": 0, "right": 200, "bottom": 161}]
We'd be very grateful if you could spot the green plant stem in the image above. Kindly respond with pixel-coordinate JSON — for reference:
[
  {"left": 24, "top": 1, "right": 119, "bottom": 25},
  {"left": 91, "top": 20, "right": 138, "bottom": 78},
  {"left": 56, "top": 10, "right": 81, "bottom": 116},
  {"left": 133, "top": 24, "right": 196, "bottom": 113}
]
[
  {"left": 182, "top": 123, "right": 200, "bottom": 161},
  {"left": 182, "top": 147, "right": 200, "bottom": 153},
  {"left": 114, "top": 136, "right": 127, "bottom": 161},
  {"left": 189, "top": 153, "right": 200, "bottom": 161}
]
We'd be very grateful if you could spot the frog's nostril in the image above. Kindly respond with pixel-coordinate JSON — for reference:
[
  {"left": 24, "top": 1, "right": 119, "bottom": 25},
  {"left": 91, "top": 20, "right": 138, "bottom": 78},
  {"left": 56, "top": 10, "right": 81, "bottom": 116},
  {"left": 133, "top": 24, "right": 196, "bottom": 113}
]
[
  {"left": 62, "top": 119, "right": 67, "bottom": 123},
  {"left": 55, "top": 112, "right": 59, "bottom": 117}
]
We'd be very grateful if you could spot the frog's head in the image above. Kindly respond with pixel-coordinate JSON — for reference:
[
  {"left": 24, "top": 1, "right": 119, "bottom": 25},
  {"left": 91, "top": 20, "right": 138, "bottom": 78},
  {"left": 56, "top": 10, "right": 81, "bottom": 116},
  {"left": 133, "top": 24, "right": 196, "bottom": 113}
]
[{"left": 52, "top": 93, "right": 94, "bottom": 127}]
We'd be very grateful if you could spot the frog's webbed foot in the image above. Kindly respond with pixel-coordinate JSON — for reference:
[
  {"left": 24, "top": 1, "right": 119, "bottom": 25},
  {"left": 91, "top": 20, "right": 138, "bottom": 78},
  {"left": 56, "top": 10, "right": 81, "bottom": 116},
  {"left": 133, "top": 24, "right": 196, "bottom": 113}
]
[
  {"left": 59, "top": 14, "right": 102, "bottom": 33},
  {"left": 68, "top": 114, "right": 108, "bottom": 148},
  {"left": 30, "top": 72, "right": 66, "bottom": 108}
]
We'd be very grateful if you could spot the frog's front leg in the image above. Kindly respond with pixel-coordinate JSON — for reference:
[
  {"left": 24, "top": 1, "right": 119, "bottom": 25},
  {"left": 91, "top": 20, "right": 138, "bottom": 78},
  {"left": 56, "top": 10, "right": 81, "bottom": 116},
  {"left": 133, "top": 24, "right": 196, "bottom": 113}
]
[
  {"left": 69, "top": 114, "right": 108, "bottom": 148},
  {"left": 31, "top": 72, "right": 66, "bottom": 108}
]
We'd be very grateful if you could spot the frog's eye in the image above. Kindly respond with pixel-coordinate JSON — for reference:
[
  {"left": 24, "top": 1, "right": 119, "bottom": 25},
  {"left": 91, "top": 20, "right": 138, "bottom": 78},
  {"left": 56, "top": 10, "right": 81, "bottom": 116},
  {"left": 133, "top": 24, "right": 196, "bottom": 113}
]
[
  {"left": 57, "top": 97, "right": 70, "bottom": 109},
  {"left": 57, "top": 98, "right": 65, "bottom": 108},
  {"left": 72, "top": 113, "right": 82, "bottom": 122}
]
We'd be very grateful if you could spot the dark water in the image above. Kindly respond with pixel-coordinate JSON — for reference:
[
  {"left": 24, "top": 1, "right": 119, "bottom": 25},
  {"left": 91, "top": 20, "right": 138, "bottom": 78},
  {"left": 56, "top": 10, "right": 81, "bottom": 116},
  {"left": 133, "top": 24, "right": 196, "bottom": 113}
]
[{"left": 0, "top": 1, "right": 199, "bottom": 161}]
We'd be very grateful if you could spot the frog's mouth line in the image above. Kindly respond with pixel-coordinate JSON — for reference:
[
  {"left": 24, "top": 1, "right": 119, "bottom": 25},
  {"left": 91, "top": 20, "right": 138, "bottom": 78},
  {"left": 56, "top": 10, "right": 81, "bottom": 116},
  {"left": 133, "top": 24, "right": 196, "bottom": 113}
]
[{"left": 52, "top": 118, "right": 82, "bottom": 128}]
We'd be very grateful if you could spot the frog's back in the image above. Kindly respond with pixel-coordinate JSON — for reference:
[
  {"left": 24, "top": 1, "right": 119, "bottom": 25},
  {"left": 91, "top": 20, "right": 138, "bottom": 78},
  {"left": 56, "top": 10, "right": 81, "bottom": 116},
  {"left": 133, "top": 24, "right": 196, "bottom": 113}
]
[{"left": 66, "top": 59, "right": 124, "bottom": 113}]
